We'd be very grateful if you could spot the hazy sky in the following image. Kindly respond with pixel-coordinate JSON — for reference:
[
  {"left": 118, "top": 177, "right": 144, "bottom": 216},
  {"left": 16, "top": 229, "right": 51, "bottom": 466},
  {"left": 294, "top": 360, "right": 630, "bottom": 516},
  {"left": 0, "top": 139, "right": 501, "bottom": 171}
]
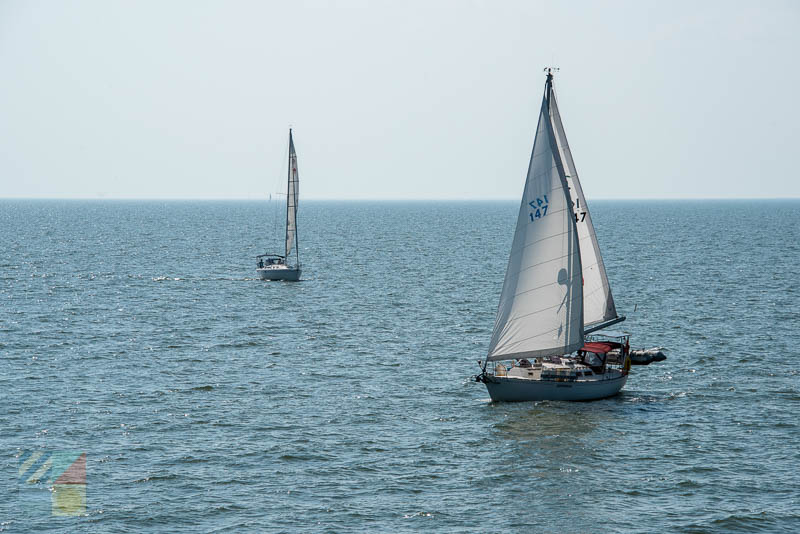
[{"left": 1, "top": 0, "right": 798, "bottom": 200}]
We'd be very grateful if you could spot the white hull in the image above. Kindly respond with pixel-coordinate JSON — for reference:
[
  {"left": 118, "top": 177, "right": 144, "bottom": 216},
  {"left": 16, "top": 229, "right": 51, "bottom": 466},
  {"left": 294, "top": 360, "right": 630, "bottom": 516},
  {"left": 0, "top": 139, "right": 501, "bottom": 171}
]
[
  {"left": 484, "top": 373, "right": 627, "bottom": 402},
  {"left": 256, "top": 267, "right": 301, "bottom": 281}
]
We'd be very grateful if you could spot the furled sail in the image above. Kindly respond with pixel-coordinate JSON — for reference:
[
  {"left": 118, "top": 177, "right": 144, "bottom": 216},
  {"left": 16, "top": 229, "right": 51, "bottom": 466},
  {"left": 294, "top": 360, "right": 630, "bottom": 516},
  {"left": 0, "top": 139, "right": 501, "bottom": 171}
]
[
  {"left": 487, "top": 91, "right": 584, "bottom": 362},
  {"left": 285, "top": 130, "right": 299, "bottom": 260},
  {"left": 548, "top": 90, "right": 617, "bottom": 328}
]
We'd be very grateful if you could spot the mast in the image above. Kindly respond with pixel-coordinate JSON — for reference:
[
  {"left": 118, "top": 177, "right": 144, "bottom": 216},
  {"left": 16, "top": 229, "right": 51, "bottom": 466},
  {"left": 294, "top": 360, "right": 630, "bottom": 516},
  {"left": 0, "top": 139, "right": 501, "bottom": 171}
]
[
  {"left": 486, "top": 68, "right": 583, "bottom": 361},
  {"left": 545, "top": 66, "right": 585, "bottom": 344},
  {"left": 284, "top": 128, "right": 300, "bottom": 267},
  {"left": 547, "top": 68, "right": 620, "bottom": 329},
  {"left": 293, "top": 131, "right": 299, "bottom": 267},
  {"left": 285, "top": 128, "right": 291, "bottom": 260},
  {"left": 545, "top": 67, "right": 555, "bottom": 106},
  {"left": 546, "top": 67, "right": 585, "bottom": 349}
]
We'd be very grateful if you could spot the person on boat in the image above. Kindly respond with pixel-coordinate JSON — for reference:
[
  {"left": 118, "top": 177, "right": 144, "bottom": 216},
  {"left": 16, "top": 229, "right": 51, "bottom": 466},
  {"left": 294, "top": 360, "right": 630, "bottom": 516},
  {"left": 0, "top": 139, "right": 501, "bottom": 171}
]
[
  {"left": 584, "top": 352, "right": 602, "bottom": 368},
  {"left": 517, "top": 358, "right": 532, "bottom": 368}
]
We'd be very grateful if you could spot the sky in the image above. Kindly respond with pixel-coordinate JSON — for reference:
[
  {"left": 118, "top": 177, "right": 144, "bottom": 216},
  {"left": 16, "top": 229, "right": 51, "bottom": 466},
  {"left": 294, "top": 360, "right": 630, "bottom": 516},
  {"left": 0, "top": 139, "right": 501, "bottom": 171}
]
[{"left": 1, "top": 0, "right": 798, "bottom": 200}]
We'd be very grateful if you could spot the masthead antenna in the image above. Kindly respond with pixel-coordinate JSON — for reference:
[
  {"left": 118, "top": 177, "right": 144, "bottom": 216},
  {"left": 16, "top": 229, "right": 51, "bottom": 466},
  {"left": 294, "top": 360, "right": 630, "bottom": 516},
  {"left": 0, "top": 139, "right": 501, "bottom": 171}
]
[
  {"left": 543, "top": 66, "right": 559, "bottom": 79},
  {"left": 543, "top": 67, "right": 559, "bottom": 102}
]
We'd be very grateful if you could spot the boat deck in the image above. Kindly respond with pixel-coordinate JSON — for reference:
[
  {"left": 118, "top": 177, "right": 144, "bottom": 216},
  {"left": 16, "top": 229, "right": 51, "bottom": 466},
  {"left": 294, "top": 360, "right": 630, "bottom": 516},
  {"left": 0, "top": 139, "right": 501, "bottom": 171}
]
[{"left": 496, "top": 359, "right": 623, "bottom": 383}]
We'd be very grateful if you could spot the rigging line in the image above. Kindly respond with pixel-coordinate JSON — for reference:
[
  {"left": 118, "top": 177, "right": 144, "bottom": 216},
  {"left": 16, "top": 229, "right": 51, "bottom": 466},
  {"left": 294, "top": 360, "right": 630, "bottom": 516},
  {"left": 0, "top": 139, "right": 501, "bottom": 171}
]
[
  {"left": 493, "top": 334, "right": 572, "bottom": 357},
  {"left": 505, "top": 273, "right": 582, "bottom": 303},
  {"left": 492, "top": 323, "right": 582, "bottom": 355},
  {"left": 498, "top": 291, "right": 580, "bottom": 324},
  {"left": 490, "top": 339, "right": 584, "bottom": 359},
  {"left": 270, "top": 136, "right": 290, "bottom": 248},
  {"left": 504, "top": 251, "right": 576, "bottom": 282},
  {"left": 508, "top": 230, "right": 572, "bottom": 259}
]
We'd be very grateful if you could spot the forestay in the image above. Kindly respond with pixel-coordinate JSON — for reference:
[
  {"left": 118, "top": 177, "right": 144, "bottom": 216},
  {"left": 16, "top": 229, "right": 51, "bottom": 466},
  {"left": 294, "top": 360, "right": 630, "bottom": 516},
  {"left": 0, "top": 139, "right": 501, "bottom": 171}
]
[
  {"left": 549, "top": 91, "right": 617, "bottom": 327},
  {"left": 285, "top": 131, "right": 299, "bottom": 259},
  {"left": 487, "top": 92, "right": 584, "bottom": 362}
]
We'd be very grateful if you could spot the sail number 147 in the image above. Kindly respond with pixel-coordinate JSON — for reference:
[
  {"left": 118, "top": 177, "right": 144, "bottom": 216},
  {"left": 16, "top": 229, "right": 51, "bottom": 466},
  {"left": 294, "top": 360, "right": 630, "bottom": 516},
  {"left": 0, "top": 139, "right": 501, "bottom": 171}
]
[{"left": 529, "top": 195, "right": 548, "bottom": 222}]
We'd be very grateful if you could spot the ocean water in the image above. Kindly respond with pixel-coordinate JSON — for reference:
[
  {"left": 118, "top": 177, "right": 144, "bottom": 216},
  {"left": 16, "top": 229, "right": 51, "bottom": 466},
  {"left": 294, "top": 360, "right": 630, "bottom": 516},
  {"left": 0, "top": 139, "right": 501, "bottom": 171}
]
[{"left": 2, "top": 199, "right": 799, "bottom": 533}]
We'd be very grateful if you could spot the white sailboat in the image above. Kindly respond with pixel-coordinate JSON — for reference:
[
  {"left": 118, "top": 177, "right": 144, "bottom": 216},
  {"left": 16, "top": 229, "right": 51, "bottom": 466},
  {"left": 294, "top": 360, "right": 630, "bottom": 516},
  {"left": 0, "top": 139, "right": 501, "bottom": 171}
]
[
  {"left": 256, "top": 129, "right": 301, "bottom": 282},
  {"left": 476, "top": 69, "right": 631, "bottom": 402}
]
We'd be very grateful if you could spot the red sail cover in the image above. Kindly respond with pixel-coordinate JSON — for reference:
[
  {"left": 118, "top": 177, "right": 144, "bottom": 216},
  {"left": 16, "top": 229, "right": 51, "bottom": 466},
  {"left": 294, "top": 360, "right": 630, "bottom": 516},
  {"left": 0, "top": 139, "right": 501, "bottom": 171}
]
[{"left": 581, "top": 342, "right": 615, "bottom": 354}]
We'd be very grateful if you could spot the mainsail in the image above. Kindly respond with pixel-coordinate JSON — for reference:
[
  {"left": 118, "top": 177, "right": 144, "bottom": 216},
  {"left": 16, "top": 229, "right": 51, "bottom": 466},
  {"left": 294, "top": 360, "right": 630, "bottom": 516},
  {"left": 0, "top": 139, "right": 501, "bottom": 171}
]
[
  {"left": 487, "top": 81, "right": 584, "bottom": 362},
  {"left": 285, "top": 130, "right": 299, "bottom": 261},
  {"left": 548, "top": 91, "right": 617, "bottom": 327}
]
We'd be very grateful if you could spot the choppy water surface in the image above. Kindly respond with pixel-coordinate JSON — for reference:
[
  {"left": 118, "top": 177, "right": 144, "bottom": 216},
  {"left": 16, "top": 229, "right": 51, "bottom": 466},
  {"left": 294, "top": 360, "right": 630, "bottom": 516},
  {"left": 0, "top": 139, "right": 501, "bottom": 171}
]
[{"left": 2, "top": 199, "right": 799, "bottom": 533}]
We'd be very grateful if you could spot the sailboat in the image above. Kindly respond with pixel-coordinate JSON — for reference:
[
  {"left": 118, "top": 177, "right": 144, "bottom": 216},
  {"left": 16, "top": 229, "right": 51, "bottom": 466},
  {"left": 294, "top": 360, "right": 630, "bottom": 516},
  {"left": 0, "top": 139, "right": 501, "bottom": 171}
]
[
  {"left": 476, "top": 69, "right": 631, "bottom": 402},
  {"left": 256, "top": 128, "right": 301, "bottom": 281}
]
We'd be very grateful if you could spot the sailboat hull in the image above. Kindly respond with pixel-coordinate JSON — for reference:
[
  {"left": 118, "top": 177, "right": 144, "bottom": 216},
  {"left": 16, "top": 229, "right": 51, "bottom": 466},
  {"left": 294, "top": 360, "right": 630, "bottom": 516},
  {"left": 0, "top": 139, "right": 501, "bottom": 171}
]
[
  {"left": 256, "top": 267, "right": 301, "bottom": 281},
  {"left": 484, "top": 374, "right": 627, "bottom": 402}
]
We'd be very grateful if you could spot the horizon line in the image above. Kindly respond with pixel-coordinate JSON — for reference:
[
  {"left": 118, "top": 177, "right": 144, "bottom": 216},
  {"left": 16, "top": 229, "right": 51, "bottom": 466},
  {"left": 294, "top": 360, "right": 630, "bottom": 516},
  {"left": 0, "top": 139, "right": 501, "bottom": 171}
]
[{"left": 1, "top": 196, "right": 799, "bottom": 202}]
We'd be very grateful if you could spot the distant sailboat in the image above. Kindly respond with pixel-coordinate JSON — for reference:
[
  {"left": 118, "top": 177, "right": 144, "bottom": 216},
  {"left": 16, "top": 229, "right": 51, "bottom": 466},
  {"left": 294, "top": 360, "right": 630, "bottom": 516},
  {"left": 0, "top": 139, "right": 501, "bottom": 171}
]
[
  {"left": 256, "top": 129, "right": 301, "bottom": 281},
  {"left": 476, "top": 69, "right": 633, "bottom": 401}
]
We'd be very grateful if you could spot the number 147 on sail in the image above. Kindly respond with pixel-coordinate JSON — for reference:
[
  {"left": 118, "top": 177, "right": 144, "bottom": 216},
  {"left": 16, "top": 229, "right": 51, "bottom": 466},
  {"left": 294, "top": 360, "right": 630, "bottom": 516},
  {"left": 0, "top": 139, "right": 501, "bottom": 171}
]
[{"left": 529, "top": 195, "right": 548, "bottom": 221}]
